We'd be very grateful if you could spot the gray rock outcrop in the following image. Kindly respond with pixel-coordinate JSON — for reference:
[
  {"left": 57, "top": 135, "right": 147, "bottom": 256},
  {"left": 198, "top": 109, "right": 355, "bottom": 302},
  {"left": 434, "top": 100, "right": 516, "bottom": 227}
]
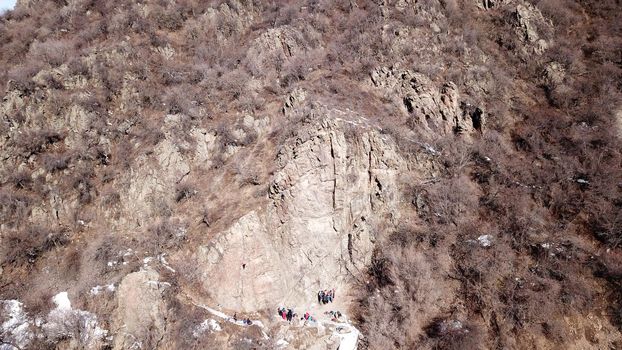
[
  {"left": 371, "top": 67, "right": 484, "bottom": 134},
  {"left": 112, "top": 269, "right": 168, "bottom": 350},
  {"left": 195, "top": 110, "right": 405, "bottom": 312}
]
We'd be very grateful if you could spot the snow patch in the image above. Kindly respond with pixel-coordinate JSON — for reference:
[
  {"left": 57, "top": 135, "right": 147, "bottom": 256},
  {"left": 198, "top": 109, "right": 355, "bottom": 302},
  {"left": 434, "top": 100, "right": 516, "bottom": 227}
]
[
  {"left": 90, "top": 284, "right": 116, "bottom": 295},
  {"left": 1, "top": 300, "right": 33, "bottom": 350},
  {"left": 146, "top": 281, "right": 171, "bottom": 288},
  {"left": 208, "top": 318, "right": 222, "bottom": 331},
  {"left": 53, "top": 292, "right": 71, "bottom": 310},
  {"left": 193, "top": 318, "right": 222, "bottom": 337},
  {"left": 477, "top": 234, "right": 493, "bottom": 247},
  {"left": 158, "top": 254, "right": 176, "bottom": 273},
  {"left": 191, "top": 302, "right": 269, "bottom": 339},
  {"left": 43, "top": 293, "right": 109, "bottom": 348}
]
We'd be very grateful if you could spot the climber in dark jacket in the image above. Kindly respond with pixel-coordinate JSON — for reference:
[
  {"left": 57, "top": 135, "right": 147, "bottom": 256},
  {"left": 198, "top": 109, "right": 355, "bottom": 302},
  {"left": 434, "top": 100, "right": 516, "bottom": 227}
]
[{"left": 287, "top": 309, "right": 293, "bottom": 322}]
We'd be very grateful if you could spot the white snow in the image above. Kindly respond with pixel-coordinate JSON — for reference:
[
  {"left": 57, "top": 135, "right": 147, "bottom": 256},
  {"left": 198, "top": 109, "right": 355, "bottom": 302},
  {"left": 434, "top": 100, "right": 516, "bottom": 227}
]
[
  {"left": 90, "top": 284, "right": 116, "bottom": 295},
  {"left": 190, "top": 301, "right": 360, "bottom": 345},
  {"left": 335, "top": 327, "right": 359, "bottom": 350},
  {"left": 53, "top": 292, "right": 72, "bottom": 310},
  {"left": 317, "top": 318, "right": 361, "bottom": 350},
  {"left": 44, "top": 294, "right": 109, "bottom": 347},
  {"left": 158, "top": 254, "right": 176, "bottom": 273},
  {"left": 146, "top": 281, "right": 171, "bottom": 288},
  {"left": 192, "top": 302, "right": 269, "bottom": 339},
  {"left": 1, "top": 300, "right": 33, "bottom": 349},
  {"left": 477, "top": 235, "right": 493, "bottom": 247},
  {"left": 208, "top": 318, "right": 222, "bottom": 331},
  {"left": 193, "top": 318, "right": 222, "bottom": 337}
]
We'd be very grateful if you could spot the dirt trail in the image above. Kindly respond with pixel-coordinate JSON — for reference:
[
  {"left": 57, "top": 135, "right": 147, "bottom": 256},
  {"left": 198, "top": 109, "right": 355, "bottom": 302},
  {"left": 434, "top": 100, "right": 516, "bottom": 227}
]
[{"left": 182, "top": 291, "right": 359, "bottom": 349}]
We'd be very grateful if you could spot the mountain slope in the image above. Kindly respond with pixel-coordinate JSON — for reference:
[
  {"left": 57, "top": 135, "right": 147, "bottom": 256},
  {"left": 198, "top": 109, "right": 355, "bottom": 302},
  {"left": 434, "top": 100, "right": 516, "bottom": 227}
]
[{"left": 1, "top": 0, "right": 621, "bottom": 349}]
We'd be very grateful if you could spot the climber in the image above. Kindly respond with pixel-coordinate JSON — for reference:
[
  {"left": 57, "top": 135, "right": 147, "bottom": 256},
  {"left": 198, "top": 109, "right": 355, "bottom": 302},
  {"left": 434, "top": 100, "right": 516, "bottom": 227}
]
[
  {"left": 318, "top": 290, "right": 323, "bottom": 304},
  {"left": 281, "top": 308, "right": 287, "bottom": 320},
  {"left": 287, "top": 309, "right": 293, "bottom": 322},
  {"left": 242, "top": 263, "right": 246, "bottom": 269},
  {"left": 233, "top": 313, "right": 238, "bottom": 321},
  {"left": 246, "top": 318, "right": 252, "bottom": 325}
]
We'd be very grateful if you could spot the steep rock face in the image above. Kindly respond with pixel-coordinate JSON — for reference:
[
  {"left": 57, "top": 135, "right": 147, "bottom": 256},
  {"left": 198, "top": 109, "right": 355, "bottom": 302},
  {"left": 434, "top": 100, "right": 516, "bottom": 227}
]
[
  {"left": 119, "top": 114, "right": 216, "bottom": 228},
  {"left": 203, "top": 0, "right": 258, "bottom": 43},
  {"left": 246, "top": 25, "right": 310, "bottom": 73},
  {"left": 112, "top": 268, "right": 168, "bottom": 350},
  {"left": 195, "top": 112, "right": 404, "bottom": 312},
  {"left": 514, "top": 2, "right": 552, "bottom": 55},
  {"left": 371, "top": 67, "right": 484, "bottom": 135}
]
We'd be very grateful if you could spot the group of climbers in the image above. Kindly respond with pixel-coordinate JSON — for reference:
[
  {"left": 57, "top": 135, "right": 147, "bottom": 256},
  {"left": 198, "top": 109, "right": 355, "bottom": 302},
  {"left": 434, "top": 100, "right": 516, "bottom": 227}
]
[
  {"left": 303, "top": 311, "right": 315, "bottom": 323},
  {"left": 273, "top": 288, "right": 340, "bottom": 327},
  {"left": 232, "top": 313, "right": 253, "bottom": 325},
  {"left": 277, "top": 307, "right": 296, "bottom": 322},
  {"left": 277, "top": 307, "right": 317, "bottom": 324},
  {"left": 317, "top": 289, "right": 335, "bottom": 304},
  {"left": 324, "top": 310, "right": 343, "bottom": 321}
]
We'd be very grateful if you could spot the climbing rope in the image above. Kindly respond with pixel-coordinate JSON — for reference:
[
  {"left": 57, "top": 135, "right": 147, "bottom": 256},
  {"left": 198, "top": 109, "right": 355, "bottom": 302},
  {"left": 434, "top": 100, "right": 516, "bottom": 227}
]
[{"left": 241, "top": 230, "right": 246, "bottom": 306}]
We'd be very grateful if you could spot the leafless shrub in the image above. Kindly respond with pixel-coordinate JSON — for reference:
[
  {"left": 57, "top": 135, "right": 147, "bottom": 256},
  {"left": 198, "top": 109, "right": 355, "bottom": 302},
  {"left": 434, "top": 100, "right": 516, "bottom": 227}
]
[
  {"left": 63, "top": 246, "right": 82, "bottom": 281},
  {"left": 4, "top": 226, "right": 68, "bottom": 265},
  {"left": 100, "top": 189, "right": 120, "bottom": 208},
  {"left": 148, "top": 3, "right": 185, "bottom": 31},
  {"left": 176, "top": 182, "right": 197, "bottom": 202},
  {"left": 424, "top": 318, "right": 483, "bottom": 350},
  {"left": 12, "top": 129, "right": 64, "bottom": 157},
  {"left": 29, "top": 39, "right": 74, "bottom": 67},
  {"left": 0, "top": 190, "right": 32, "bottom": 228},
  {"left": 9, "top": 170, "right": 33, "bottom": 190},
  {"left": 67, "top": 58, "right": 90, "bottom": 78},
  {"left": 72, "top": 171, "right": 96, "bottom": 205},
  {"left": 42, "top": 152, "right": 71, "bottom": 172},
  {"left": 148, "top": 219, "right": 186, "bottom": 251},
  {"left": 7, "top": 62, "right": 42, "bottom": 92}
]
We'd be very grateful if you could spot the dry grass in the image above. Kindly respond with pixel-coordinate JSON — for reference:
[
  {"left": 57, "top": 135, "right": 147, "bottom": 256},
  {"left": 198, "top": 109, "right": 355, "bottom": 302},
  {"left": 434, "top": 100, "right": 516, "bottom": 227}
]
[{"left": 0, "top": 0, "right": 620, "bottom": 348}]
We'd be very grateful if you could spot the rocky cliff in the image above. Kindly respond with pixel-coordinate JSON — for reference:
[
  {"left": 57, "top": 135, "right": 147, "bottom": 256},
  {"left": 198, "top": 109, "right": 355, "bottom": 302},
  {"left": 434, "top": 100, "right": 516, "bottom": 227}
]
[{"left": 1, "top": 0, "right": 622, "bottom": 349}]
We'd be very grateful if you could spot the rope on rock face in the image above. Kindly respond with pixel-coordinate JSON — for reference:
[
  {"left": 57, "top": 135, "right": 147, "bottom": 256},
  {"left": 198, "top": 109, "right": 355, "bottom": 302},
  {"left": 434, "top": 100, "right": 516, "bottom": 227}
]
[
  {"left": 280, "top": 233, "right": 344, "bottom": 308},
  {"left": 240, "top": 230, "right": 246, "bottom": 307}
]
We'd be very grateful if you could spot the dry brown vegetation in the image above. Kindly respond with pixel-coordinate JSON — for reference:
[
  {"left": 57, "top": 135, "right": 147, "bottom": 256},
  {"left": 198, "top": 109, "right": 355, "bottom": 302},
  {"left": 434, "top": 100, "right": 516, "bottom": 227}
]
[{"left": 0, "top": 0, "right": 621, "bottom": 348}]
